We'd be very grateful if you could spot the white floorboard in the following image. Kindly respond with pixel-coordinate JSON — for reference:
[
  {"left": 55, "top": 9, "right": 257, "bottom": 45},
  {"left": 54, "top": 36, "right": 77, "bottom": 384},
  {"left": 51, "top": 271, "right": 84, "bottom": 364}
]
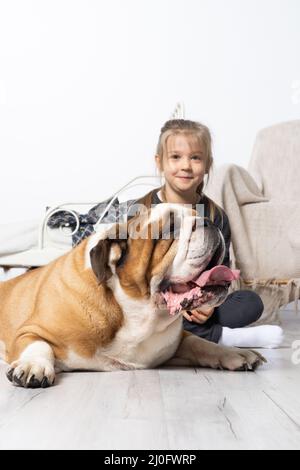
[{"left": 0, "top": 309, "right": 299, "bottom": 450}]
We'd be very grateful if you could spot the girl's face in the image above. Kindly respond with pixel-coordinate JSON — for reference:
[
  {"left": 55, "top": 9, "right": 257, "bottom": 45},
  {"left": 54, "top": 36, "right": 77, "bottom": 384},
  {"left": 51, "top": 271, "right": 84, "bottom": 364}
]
[{"left": 156, "top": 134, "right": 207, "bottom": 196}]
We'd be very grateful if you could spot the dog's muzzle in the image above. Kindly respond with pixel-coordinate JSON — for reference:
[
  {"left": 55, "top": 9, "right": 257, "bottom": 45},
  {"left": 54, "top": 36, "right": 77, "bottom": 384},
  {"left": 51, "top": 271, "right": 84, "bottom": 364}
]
[{"left": 157, "top": 218, "right": 240, "bottom": 316}]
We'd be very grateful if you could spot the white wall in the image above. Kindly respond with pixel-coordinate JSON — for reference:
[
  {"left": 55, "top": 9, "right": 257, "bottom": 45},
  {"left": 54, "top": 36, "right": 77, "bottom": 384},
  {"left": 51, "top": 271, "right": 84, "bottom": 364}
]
[{"left": 0, "top": 0, "right": 300, "bottom": 223}]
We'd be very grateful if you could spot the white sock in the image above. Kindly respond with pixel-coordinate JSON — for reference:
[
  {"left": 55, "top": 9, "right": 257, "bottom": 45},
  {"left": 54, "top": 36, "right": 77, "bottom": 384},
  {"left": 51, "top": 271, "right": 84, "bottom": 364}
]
[{"left": 219, "top": 325, "right": 284, "bottom": 349}]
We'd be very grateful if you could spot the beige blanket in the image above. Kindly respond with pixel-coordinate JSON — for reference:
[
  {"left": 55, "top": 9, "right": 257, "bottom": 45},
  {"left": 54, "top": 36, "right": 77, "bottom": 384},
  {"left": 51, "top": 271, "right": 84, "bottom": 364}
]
[{"left": 205, "top": 163, "right": 300, "bottom": 323}]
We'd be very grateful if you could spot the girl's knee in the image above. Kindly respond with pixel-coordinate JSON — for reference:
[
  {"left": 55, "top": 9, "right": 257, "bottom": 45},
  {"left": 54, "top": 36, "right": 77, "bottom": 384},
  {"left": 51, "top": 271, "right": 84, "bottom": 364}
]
[{"left": 240, "top": 290, "right": 264, "bottom": 322}]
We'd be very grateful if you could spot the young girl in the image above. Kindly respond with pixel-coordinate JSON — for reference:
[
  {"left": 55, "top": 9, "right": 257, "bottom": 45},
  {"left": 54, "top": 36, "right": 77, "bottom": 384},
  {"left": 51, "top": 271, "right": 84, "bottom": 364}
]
[
  {"left": 134, "top": 119, "right": 283, "bottom": 348},
  {"left": 74, "top": 118, "right": 283, "bottom": 348}
]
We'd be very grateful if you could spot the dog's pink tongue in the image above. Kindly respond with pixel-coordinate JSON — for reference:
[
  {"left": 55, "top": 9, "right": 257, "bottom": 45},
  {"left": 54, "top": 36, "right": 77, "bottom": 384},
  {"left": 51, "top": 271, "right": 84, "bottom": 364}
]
[{"left": 194, "top": 265, "right": 240, "bottom": 287}]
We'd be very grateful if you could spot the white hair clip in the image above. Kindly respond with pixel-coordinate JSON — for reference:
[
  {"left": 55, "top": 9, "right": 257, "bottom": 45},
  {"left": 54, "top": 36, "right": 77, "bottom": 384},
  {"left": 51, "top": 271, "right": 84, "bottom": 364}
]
[{"left": 169, "top": 101, "right": 186, "bottom": 119}]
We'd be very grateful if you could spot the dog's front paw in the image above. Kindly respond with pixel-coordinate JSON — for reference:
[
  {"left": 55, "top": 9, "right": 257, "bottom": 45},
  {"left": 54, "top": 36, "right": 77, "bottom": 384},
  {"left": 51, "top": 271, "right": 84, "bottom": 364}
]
[
  {"left": 6, "top": 360, "right": 55, "bottom": 388},
  {"left": 220, "top": 348, "right": 267, "bottom": 371}
]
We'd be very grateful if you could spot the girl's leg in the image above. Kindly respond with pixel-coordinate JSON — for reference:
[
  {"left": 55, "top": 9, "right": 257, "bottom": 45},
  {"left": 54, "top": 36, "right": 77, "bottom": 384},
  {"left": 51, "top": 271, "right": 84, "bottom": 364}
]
[
  {"left": 183, "top": 290, "right": 283, "bottom": 348},
  {"left": 214, "top": 290, "right": 264, "bottom": 327},
  {"left": 183, "top": 290, "right": 262, "bottom": 343},
  {"left": 216, "top": 290, "right": 283, "bottom": 348}
]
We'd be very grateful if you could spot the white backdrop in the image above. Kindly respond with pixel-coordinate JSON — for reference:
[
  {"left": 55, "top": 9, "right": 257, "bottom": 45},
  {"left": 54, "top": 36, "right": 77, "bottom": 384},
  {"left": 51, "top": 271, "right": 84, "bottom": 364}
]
[{"left": 0, "top": 0, "right": 300, "bottom": 223}]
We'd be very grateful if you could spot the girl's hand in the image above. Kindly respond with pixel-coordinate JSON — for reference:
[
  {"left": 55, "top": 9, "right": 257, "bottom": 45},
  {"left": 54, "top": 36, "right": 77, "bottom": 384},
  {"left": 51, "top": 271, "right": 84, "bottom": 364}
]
[{"left": 183, "top": 307, "right": 215, "bottom": 324}]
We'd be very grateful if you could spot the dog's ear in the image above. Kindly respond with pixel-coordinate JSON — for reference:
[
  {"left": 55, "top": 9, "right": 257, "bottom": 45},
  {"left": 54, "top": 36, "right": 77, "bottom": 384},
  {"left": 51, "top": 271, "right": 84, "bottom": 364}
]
[
  {"left": 90, "top": 239, "right": 112, "bottom": 284},
  {"left": 90, "top": 238, "right": 127, "bottom": 284}
]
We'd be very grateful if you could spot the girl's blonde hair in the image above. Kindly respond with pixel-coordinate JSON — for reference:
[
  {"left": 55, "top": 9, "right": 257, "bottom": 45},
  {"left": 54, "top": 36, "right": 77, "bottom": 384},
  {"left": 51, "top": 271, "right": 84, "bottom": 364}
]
[{"left": 137, "top": 119, "right": 223, "bottom": 224}]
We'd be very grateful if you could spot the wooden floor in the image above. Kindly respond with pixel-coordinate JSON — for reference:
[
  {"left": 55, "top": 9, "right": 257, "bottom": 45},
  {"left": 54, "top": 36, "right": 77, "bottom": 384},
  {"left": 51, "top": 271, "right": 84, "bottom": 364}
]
[{"left": 0, "top": 309, "right": 299, "bottom": 450}]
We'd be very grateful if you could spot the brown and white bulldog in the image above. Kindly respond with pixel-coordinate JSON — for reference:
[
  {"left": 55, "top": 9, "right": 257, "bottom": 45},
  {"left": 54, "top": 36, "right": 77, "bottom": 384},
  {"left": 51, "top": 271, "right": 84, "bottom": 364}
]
[{"left": 0, "top": 204, "right": 265, "bottom": 388}]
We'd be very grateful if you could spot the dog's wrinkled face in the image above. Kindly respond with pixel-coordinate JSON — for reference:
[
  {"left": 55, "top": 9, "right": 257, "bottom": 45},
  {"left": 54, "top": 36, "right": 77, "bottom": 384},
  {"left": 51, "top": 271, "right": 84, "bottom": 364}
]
[{"left": 89, "top": 204, "right": 239, "bottom": 316}]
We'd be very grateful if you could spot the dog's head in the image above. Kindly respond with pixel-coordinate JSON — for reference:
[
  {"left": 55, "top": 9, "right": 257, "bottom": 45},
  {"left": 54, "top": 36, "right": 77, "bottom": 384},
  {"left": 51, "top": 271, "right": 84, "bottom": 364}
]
[{"left": 88, "top": 204, "right": 239, "bottom": 316}]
